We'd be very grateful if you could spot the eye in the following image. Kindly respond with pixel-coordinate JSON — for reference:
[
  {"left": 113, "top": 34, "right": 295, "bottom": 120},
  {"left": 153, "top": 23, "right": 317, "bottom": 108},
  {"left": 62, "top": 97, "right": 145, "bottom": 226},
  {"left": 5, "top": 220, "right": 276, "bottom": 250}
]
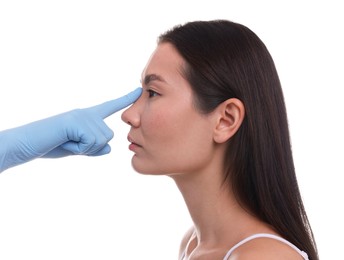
[{"left": 147, "top": 89, "right": 160, "bottom": 98}]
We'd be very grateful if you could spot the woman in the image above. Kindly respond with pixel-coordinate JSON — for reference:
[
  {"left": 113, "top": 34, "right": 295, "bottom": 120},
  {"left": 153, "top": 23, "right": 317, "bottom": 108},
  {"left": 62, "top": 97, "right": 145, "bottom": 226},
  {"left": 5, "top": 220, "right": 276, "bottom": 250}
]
[{"left": 122, "top": 20, "right": 318, "bottom": 259}]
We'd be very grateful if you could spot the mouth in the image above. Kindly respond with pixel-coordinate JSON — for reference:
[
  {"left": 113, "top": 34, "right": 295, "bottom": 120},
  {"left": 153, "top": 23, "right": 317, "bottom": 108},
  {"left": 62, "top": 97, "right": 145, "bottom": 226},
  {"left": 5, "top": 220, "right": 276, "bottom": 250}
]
[{"left": 127, "top": 135, "right": 142, "bottom": 151}]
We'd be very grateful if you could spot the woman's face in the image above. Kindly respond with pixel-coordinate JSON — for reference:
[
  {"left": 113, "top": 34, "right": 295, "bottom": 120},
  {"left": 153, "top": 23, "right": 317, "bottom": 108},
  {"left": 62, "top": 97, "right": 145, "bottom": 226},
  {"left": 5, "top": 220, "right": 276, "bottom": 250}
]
[{"left": 121, "top": 43, "right": 216, "bottom": 176}]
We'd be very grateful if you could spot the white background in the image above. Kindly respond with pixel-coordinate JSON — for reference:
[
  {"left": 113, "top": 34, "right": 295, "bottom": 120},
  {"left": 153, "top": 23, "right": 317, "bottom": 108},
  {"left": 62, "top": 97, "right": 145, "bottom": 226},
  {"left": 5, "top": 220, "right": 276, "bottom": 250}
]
[{"left": 0, "top": 0, "right": 343, "bottom": 259}]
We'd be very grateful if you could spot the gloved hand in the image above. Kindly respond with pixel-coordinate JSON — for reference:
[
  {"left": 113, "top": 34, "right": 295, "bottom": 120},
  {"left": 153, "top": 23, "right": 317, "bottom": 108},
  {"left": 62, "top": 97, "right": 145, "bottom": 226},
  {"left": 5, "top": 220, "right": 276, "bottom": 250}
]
[{"left": 0, "top": 87, "right": 142, "bottom": 172}]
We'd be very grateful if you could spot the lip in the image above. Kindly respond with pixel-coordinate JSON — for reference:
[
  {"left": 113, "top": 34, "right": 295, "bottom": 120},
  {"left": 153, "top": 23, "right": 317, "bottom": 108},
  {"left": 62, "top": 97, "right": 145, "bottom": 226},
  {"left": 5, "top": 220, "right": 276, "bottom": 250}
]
[{"left": 127, "top": 135, "right": 142, "bottom": 151}]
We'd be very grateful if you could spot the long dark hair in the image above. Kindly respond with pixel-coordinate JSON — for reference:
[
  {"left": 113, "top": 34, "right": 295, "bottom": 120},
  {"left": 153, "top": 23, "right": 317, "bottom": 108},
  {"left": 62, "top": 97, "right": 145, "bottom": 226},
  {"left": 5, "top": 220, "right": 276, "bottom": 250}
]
[{"left": 159, "top": 20, "right": 318, "bottom": 260}]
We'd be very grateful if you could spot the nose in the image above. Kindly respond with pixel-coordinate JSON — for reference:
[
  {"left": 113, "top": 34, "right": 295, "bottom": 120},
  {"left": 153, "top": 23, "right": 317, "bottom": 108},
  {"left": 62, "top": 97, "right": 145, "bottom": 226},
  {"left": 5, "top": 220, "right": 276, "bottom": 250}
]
[{"left": 121, "top": 95, "right": 142, "bottom": 127}]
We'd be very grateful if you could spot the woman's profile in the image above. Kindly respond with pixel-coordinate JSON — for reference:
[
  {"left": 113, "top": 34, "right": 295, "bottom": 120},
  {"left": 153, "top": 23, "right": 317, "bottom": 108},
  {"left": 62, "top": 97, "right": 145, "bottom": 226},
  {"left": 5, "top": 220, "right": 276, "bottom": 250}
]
[{"left": 122, "top": 20, "right": 318, "bottom": 260}]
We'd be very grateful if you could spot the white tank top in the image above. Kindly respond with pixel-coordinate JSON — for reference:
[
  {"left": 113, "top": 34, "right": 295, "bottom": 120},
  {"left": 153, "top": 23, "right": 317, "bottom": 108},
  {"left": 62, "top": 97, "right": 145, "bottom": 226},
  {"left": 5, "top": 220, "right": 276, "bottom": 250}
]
[{"left": 180, "top": 233, "right": 309, "bottom": 260}]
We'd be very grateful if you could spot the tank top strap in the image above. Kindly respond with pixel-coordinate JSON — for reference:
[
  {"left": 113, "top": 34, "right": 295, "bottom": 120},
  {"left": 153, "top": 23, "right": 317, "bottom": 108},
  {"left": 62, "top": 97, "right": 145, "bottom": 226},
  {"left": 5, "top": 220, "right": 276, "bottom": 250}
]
[{"left": 223, "top": 233, "right": 309, "bottom": 260}]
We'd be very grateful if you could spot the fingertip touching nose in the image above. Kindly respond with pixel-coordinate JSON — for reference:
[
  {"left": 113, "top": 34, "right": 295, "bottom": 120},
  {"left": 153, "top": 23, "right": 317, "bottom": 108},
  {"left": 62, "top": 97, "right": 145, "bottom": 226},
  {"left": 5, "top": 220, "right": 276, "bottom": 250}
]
[{"left": 121, "top": 93, "right": 142, "bottom": 127}]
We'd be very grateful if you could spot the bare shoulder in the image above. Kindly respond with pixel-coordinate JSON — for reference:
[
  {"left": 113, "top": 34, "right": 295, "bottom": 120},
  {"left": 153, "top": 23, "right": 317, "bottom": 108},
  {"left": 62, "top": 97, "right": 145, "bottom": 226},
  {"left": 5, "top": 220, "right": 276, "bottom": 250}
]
[
  {"left": 228, "top": 237, "right": 305, "bottom": 260},
  {"left": 179, "top": 226, "right": 195, "bottom": 258}
]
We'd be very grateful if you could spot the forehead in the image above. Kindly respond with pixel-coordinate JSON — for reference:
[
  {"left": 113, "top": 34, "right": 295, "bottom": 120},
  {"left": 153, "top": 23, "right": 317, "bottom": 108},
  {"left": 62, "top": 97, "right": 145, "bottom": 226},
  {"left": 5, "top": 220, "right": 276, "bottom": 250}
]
[{"left": 142, "top": 43, "right": 185, "bottom": 80}]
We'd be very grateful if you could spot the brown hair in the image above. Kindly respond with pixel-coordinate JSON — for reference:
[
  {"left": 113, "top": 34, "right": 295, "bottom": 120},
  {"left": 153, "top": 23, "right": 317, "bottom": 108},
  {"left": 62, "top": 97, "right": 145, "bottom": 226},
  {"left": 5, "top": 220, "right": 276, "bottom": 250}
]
[{"left": 159, "top": 20, "right": 318, "bottom": 259}]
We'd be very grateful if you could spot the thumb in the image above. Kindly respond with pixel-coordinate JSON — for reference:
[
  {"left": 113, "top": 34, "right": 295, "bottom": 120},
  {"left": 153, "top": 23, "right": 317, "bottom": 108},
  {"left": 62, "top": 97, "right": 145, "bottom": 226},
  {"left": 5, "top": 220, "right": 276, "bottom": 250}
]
[{"left": 90, "top": 87, "right": 142, "bottom": 119}]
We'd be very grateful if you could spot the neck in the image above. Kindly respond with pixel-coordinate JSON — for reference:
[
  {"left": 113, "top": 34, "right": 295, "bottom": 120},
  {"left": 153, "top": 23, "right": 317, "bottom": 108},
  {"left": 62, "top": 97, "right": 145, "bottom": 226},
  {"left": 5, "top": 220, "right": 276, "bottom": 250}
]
[{"left": 171, "top": 167, "right": 273, "bottom": 246}]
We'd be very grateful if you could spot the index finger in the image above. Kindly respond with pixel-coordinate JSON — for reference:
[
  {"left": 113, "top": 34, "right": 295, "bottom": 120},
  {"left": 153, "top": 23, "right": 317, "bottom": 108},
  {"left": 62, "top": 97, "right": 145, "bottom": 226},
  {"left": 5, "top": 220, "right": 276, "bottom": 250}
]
[{"left": 91, "top": 87, "right": 142, "bottom": 119}]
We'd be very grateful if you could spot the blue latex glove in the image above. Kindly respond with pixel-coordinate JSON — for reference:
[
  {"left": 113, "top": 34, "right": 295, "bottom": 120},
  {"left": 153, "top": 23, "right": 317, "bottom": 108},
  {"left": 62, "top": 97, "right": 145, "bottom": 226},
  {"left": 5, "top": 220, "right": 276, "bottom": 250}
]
[{"left": 0, "top": 87, "right": 142, "bottom": 173}]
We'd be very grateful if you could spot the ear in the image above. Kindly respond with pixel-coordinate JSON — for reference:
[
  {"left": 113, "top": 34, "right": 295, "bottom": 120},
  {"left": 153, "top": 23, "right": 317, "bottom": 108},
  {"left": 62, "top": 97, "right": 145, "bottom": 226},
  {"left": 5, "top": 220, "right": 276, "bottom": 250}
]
[{"left": 213, "top": 98, "right": 245, "bottom": 144}]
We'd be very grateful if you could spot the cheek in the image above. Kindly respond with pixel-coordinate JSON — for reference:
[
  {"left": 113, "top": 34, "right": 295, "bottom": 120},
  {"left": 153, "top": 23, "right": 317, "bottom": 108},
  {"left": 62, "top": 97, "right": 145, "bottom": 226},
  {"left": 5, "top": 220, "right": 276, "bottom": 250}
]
[
  {"left": 148, "top": 111, "right": 168, "bottom": 129},
  {"left": 137, "top": 108, "right": 214, "bottom": 174},
  {"left": 143, "top": 108, "right": 183, "bottom": 149},
  {"left": 132, "top": 109, "right": 182, "bottom": 174},
  {"left": 171, "top": 121, "right": 215, "bottom": 170}
]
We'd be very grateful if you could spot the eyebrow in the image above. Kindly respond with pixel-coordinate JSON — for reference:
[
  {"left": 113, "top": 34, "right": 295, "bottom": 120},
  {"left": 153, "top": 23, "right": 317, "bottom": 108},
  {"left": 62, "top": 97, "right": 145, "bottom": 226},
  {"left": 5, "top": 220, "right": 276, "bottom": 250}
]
[{"left": 142, "top": 74, "right": 166, "bottom": 86}]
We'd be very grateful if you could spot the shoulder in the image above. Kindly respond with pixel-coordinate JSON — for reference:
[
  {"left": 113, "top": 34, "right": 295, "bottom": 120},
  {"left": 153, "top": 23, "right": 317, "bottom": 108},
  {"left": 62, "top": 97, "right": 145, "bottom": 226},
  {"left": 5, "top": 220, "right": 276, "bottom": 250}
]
[
  {"left": 179, "top": 226, "right": 195, "bottom": 258},
  {"left": 228, "top": 236, "right": 305, "bottom": 260}
]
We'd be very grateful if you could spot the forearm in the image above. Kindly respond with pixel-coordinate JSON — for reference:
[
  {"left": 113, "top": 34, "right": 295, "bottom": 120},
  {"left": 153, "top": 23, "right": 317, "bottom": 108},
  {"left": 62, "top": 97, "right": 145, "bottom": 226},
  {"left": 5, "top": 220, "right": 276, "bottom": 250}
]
[
  {"left": 0, "top": 128, "right": 37, "bottom": 172},
  {"left": 0, "top": 118, "right": 64, "bottom": 173}
]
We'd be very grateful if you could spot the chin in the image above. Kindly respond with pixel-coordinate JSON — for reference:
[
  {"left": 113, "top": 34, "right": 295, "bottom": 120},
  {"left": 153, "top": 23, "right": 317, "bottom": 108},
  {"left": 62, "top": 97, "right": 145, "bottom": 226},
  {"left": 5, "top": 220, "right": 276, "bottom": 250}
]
[
  {"left": 131, "top": 161, "right": 160, "bottom": 175},
  {"left": 131, "top": 160, "right": 172, "bottom": 176}
]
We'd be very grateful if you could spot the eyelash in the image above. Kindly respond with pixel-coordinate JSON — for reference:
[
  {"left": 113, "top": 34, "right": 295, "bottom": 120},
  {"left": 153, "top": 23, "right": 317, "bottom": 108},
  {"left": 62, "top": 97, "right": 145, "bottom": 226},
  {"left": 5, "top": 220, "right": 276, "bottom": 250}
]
[{"left": 147, "top": 89, "right": 160, "bottom": 98}]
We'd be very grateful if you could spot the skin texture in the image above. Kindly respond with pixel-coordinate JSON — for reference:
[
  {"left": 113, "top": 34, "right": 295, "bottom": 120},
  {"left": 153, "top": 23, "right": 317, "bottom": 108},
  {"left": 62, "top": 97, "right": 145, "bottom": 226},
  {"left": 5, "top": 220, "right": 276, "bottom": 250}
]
[{"left": 121, "top": 43, "right": 304, "bottom": 259}]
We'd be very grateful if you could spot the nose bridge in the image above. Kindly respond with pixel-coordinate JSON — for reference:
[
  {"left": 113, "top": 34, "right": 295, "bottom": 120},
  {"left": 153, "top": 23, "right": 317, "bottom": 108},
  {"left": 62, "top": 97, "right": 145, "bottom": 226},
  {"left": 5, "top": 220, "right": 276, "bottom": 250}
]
[{"left": 121, "top": 94, "right": 144, "bottom": 126}]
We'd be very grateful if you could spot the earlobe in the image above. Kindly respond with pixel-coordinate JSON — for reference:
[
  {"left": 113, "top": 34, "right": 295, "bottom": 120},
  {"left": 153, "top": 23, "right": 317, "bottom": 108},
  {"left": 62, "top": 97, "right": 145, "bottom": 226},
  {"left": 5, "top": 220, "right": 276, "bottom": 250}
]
[{"left": 213, "top": 98, "right": 245, "bottom": 143}]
